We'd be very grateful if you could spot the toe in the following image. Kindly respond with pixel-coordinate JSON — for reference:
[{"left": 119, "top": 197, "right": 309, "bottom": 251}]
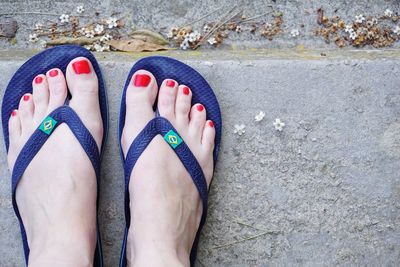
[
  {"left": 32, "top": 74, "right": 49, "bottom": 122},
  {"left": 201, "top": 120, "right": 215, "bottom": 153},
  {"left": 122, "top": 70, "right": 158, "bottom": 155},
  {"left": 158, "top": 79, "right": 178, "bottom": 121},
  {"left": 18, "top": 94, "right": 34, "bottom": 133},
  {"left": 46, "top": 68, "right": 67, "bottom": 112},
  {"left": 8, "top": 109, "right": 21, "bottom": 144},
  {"left": 66, "top": 57, "right": 103, "bottom": 149},
  {"left": 189, "top": 103, "right": 206, "bottom": 140},
  {"left": 175, "top": 85, "right": 192, "bottom": 126}
]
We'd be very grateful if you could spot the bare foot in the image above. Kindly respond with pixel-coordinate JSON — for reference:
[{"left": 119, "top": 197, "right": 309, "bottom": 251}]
[
  {"left": 121, "top": 71, "right": 215, "bottom": 267},
  {"left": 7, "top": 57, "right": 103, "bottom": 267}
]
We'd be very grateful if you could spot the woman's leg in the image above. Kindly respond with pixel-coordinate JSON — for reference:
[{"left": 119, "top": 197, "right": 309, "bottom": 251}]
[
  {"left": 121, "top": 71, "right": 216, "bottom": 267},
  {"left": 7, "top": 57, "right": 102, "bottom": 267}
]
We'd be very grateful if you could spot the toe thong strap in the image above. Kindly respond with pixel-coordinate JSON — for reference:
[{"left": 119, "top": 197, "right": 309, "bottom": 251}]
[
  {"left": 11, "top": 105, "right": 100, "bottom": 262},
  {"left": 123, "top": 117, "right": 209, "bottom": 227}
]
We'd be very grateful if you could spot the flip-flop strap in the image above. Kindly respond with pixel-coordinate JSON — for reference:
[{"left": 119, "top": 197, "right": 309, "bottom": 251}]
[
  {"left": 123, "top": 116, "right": 209, "bottom": 227},
  {"left": 10, "top": 105, "right": 100, "bottom": 261}
]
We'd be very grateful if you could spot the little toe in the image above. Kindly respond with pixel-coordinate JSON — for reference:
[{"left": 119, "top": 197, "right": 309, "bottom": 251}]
[
  {"left": 46, "top": 68, "right": 67, "bottom": 112},
  {"left": 8, "top": 109, "right": 21, "bottom": 145},
  {"left": 189, "top": 103, "right": 206, "bottom": 140},
  {"left": 158, "top": 79, "right": 178, "bottom": 121},
  {"left": 201, "top": 120, "right": 216, "bottom": 153},
  {"left": 175, "top": 85, "right": 192, "bottom": 126},
  {"left": 32, "top": 74, "right": 49, "bottom": 122},
  {"left": 18, "top": 94, "right": 34, "bottom": 134}
]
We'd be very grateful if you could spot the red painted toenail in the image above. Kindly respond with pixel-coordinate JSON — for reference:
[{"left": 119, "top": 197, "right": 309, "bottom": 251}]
[
  {"left": 23, "top": 95, "right": 30, "bottom": 101},
  {"left": 11, "top": 110, "right": 17, "bottom": 117},
  {"left": 35, "top": 76, "right": 43, "bottom": 84},
  {"left": 197, "top": 104, "right": 204, "bottom": 112},
  {"left": 166, "top": 80, "right": 175, "bottom": 87},
  {"left": 208, "top": 120, "right": 214, "bottom": 127},
  {"left": 72, "top": 60, "right": 91, "bottom": 74},
  {"left": 133, "top": 74, "right": 151, "bottom": 87},
  {"left": 49, "top": 69, "right": 58, "bottom": 77},
  {"left": 182, "top": 86, "right": 190, "bottom": 95}
]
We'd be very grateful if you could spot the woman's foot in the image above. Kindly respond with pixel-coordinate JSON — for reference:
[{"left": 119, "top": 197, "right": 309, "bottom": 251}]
[
  {"left": 121, "top": 70, "right": 216, "bottom": 267},
  {"left": 7, "top": 57, "right": 103, "bottom": 267}
]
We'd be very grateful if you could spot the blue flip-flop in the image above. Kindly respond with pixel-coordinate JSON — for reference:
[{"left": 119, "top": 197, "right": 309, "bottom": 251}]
[
  {"left": 1, "top": 45, "right": 108, "bottom": 266},
  {"left": 118, "top": 56, "right": 222, "bottom": 266}
]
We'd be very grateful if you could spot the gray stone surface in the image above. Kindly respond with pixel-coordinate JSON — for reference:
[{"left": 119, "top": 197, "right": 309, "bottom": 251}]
[
  {"left": 0, "top": 0, "right": 400, "bottom": 50},
  {"left": 0, "top": 50, "right": 400, "bottom": 266}
]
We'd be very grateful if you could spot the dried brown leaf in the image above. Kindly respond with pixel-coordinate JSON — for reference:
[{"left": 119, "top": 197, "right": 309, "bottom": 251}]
[
  {"left": 46, "top": 37, "right": 99, "bottom": 46},
  {"left": 106, "top": 38, "right": 171, "bottom": 52},
  {"left": 130, "top": 29, "right": 169, "bottom": 45}
]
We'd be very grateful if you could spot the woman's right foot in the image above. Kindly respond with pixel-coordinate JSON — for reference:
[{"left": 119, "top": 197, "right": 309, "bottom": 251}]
[{"left": 121, "top": 70, "right": 216, "bottom": 267}]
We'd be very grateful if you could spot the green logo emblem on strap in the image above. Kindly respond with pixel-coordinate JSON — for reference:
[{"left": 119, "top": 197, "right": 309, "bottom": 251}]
[
  {"left": 164, "top": 129, "right": 182, "bottom": 149},
  {"left": 39, "top": 116, "right": 57, "bottom": 135}
]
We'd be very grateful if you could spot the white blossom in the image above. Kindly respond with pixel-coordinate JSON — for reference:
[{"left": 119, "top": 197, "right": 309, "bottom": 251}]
[
  {"left": 394, "top": 26, "right": 400, "bottom": 35},
  {"left": 94, "top": 24, "right": 104, "bottom": 34},
  {"left": 59, "top": 14, "right": 70, "bottom": 23},
  {"left": 85, "top": 30, "right": 95, "bottom": 38},
  {"left": 273, "top": 119, "right": 285, "bottom": 131},
  {"left": 372, "top": 18, "right": 378, "bottom": 25},
  {"left": 349, "top": 31, "right": 358, "bottom": 40},
  {"left": 34, "top": 23, "right": 43, "bottom": 30},
  {"left": 255, "top": 111, "right": 265, "bottom": 122},
  {"left": 384, "top": 9, "right": 393, "bottom": 17},
  {"left": 186, "top": 31, "right": 201, "bottom": 42},
  {"left": 76, "top": 5, "right": 84, "bottom": 14},
  {"left": 100, "top": 34, "right": 112, "bottom": 42},
  {"left": 203, "top": 24, "right": 211, "bottom": 32},
  {"left": 166, "top": 30, "right": 174, "bottom": 38},
  {"left": 234, "top": 124, "right": 246, "bottom": 135},
  {"left": 290, "top": 29, "right": 299, "bottom": 37},
  {"left": 355, "top": 14, "right": 365, "bottom": 24},
  {"left": 106, "top": 17, "right": 118, "bottom": 29},
  {"left": 235, "top": 25, "right": 242, "bottom": 33},
  {"left": 180, "top": 39, "right": 190, "bottom": 50},
  {"left": 208, "top": 37, "right": 217, "bottom": 45},
  {"left": 345, "top": 25, "right": 354, "bottom": 33},
  {"left": 29, "top": 33, "right": 38, "bottom": 43},
  {"left": 94, "top": 42, "right": 105, "bottom": 52}
]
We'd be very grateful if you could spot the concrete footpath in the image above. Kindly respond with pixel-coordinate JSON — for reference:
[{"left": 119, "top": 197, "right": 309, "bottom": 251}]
[{"left": 0, "top": 50, "right": 399, "bottom": 266}]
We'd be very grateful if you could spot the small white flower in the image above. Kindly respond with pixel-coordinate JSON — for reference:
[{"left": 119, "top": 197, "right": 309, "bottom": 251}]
[
  {"left": 100, "top": 34, "right": 112, "bottom": 42},
  {"left": 29, "top": 33, "right": 38, "bottom": 43},
  {"left": 59, "top": 14, "right": 70, "bottom": 23},
  {"left": 255, "top": 111, "right": 265, "bottom": 122},
  {"left": 186, "top": 31, "right": 201, "bottom": 42},
  {"left": 355, "top": 14, "right": 365, "bottom": 24},
  {"left": 234, "top": 124, "right": 246, "bottom": 135},
  {"left": 203, "top": 24, "right": 211, "bottom": 32},
  {"left": 208, "top": 37, "right": 217, "bottom": 45},
  {"left": 290, "top": 29, "right": 299, "bottom": 37},
  {"left": 235, "top": 25, "right": 242, "bottom": 33},
  {"left": 85, "top": 30, "right": 95, "bottom": 38},
  {"left": 265, "top": 23, "right": 272, "bottom": 28},
  {"left": 273, "top": 119, "right": 285, "bottom": 131},
  {"left": 39, "top": 40, "right": 47, "bottom": 48},
  {"left": 366, "top": 20, "right": 374, "bottom": 28},
  {"left": 34, "top": 23, "right": 43, "bottom": 30},
  {"left": 76, "top": 5, "right": 84, "bottom": 14},
  {"left": 372, "top": 18, "right": 378, "bottom": 25},
  {"left": 394, "top": 26, "right": 400, "bottom": 35},
  {"left": 180, "top": 39, "right": 190, "bottom": 50},
  {"left": 349, "top": 31, "right": 358, "bottom": 40},
  {"left": 345, "top": 25, "right": 353, "bottom": 33},
  {"left": 384, "top": 9, "right": 393, "bottom": 17},
  {"left": 94, "top": 42, "right": 104, "bottom": 52},
  {"left": 106, "top": 17, "right": 118, "bottom": 29},
  {"left": 166, "top": 30, "right": 174, "bottom": 38},
  {"left": 94, "top": 24, "right": 104, "bottom": 34}
]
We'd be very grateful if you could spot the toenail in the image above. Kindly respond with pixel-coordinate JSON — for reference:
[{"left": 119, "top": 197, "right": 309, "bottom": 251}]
[
  {"left": 133, "top": 74, "right": 151, "bottom": 87},
  {"left": 166, "top": 80, "right": 175, "bottom": 87},
  {"left": 72, "top": 60, "right": 91, "bottom": 74},
  {"left": 208, "top": 120, "right": 214, "bottom": 127},
  {"left": 23, "top": 95, "right": 30, "bottom": 101},
  {"left": 11, "top": 110, "right": 17, "bottom": 117},
  {"left": 182, "top": 86, "right": 190, "bottom": 95},
  {"left": 49, "top": 69, "right": 58, "bottom": 77},
  {"left": 196, "top": 104, "right": 204, "bottom": 112},
  {"left": 34, "top": 76, "right": 43, "bottom": 84}
]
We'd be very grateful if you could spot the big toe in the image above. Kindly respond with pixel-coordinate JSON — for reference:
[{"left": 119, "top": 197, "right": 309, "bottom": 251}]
[
  {"left": 66, "top": 57, "right": 103, "bottom": 149},
  {"left": 121, "top": 70, "right": 158, "bottom": 156}
]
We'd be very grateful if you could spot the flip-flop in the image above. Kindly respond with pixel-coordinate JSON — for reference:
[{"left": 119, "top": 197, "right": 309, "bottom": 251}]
[
  {"left": 1, "top": 45, "right": 108, "bottom": 266},
  {"left": 118, "top": 56, "right": 222, "bottom": 266}
]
